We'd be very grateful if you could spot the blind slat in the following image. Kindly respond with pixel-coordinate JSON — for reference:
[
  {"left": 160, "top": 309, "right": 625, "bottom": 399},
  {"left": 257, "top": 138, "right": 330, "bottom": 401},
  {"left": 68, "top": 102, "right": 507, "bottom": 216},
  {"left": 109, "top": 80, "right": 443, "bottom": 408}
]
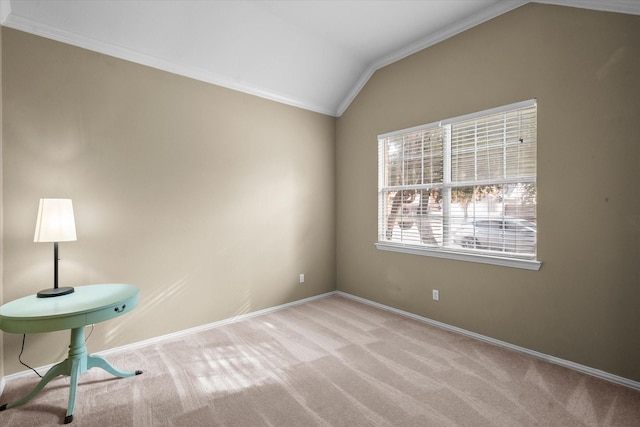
[{"left": 378, "top": 100, "right": 537, "bottom": 261}]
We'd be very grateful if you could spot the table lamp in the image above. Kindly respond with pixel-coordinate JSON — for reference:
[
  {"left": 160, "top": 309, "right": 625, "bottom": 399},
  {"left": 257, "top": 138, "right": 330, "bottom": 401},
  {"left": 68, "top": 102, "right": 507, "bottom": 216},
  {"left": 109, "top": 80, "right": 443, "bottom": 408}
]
[{"left": 33, "top": 198, "right": 77, "bottom": 298}]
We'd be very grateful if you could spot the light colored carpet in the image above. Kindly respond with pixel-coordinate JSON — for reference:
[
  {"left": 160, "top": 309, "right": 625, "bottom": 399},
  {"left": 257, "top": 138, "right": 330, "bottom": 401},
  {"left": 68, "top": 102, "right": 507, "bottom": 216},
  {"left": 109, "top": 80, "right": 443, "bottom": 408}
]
[{"left": 1, "top": 295, "right": 639, "bottom": 426}]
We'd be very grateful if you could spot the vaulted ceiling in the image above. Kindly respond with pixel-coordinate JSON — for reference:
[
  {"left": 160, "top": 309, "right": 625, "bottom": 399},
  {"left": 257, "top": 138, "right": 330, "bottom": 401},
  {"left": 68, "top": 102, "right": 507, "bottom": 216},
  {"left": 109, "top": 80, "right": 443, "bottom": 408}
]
[{"left": 1, "top": 0, "right": 639, "bottom": 116}]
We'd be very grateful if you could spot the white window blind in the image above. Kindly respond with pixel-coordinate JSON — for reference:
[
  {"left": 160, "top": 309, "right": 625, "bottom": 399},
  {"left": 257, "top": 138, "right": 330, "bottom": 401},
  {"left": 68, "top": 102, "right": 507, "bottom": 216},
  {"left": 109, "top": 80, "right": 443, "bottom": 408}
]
[{"left": 377, "top": 100, "right": 539, "bottom": 270}]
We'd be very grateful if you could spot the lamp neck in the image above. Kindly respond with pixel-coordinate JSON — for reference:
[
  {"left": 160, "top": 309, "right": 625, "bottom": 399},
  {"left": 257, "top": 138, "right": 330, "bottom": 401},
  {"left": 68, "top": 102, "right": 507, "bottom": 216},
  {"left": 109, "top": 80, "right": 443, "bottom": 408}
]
[{"left": 54, "top": 241, "right": 59, "bottom": 289}]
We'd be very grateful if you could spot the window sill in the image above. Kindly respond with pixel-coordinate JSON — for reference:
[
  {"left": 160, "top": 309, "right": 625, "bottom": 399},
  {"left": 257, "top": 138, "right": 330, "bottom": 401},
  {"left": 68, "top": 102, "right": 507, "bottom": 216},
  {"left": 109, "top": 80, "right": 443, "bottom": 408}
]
[{"left": 375, "top": 242, "right": 542, "bottom": 271}]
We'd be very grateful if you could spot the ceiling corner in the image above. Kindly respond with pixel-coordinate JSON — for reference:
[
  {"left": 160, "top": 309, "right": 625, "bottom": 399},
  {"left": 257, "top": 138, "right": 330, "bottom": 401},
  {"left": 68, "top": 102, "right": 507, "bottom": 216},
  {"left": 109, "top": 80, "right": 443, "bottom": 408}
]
[
  {"left": 0, "top": 0, "right": 12, "bottom": 24},
  {"left": 336, "top": 0, "right": 531, "bottom": 117}
]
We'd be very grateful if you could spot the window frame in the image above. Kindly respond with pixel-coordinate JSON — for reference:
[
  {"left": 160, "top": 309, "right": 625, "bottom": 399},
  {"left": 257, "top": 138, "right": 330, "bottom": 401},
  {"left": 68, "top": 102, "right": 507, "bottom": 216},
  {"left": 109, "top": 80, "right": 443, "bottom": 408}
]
[{"left": 375, "top": 99, "right": 541, "bottom": 271}]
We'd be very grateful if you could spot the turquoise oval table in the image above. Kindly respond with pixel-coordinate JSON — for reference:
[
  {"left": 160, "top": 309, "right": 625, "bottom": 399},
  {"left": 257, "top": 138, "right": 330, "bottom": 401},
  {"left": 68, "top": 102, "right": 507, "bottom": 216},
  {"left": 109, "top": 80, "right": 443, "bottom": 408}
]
[{"left": 0, "top": 284, "right": 143, "bottom": 424}]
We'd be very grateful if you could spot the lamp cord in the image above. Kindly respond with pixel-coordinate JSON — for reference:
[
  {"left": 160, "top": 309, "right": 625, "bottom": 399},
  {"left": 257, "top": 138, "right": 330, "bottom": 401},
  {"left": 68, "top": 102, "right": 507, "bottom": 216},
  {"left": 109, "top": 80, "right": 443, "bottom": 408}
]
[
  {"left": 85, "top": 324, "right": 95, "bottom": 343},
  {"left": 18, "top": 325, "right": 95, "bottom": 379},
  {"left": 19, "top": 334, "right": 43, "bottom": 378}
]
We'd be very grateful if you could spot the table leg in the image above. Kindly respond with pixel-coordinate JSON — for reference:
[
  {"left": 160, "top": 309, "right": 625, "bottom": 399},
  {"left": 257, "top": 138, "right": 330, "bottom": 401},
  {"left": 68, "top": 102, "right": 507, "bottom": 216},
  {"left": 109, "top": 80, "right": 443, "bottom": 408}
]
[
  {"left": 64, "top": 353, "right": 84, "bottom": 424},
  {"left": 0, "top": 327, "right": 142, "bottom": 425},
  {"left": 87, "top": 354, "right": 142, "bottom": 378},
  {"left": 0, "top": 358, "right": 71, "bottom": 410}
]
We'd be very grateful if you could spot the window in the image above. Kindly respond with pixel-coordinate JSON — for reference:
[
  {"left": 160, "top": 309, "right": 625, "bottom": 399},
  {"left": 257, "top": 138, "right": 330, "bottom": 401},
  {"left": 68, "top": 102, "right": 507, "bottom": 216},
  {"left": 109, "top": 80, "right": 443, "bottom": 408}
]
[{"left": 376, "top": 99, "right": 540, "bottom": 270}]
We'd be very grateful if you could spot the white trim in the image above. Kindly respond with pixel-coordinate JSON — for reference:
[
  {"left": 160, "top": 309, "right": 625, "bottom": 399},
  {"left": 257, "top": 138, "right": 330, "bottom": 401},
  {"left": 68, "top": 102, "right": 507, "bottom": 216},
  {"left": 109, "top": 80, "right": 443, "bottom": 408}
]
[
  {"left": 440, "top": 98, "right": 536, "bottom": 126},
  {"left": 2, "top": 291, "right": 338, "bottom": 383},
  {"left": 336, "top": 0, "right": 640, "bottom": 115},
  {"left": 98, "top": 291, "right": 337, "bottom": 356},
  {"left": 336, "top": 63, "right": 376, "bottom": 117},
  {"left": 2, "top": 0, "right": 528, "bottom": 118},
  {"left": 376, "top": 100, "right": 540, "bottom": 271},
  {"left": 336, "top": 0, "right": 529, "bottom": 115},
  {"left": 336, "top": 291, "right": 640, "bottom": 392},
  {"left": 4, "top": 290, "right": 638, "bottom": 391},
  {"left": 375, "top": 242, "right": 542, "bottom": 271},
  {"left": 533, "top": 0, "right": 640, "bottom": 15},
  {"left": 0, "top": 0, "right": 11, "bottom": 23},
  {"left": 0, "top": 14, "right": 336, "bottom": 117},
  {"left": 2, "top": 1, "right": 637, "bottom": 117},
  {"left": 378, "top": 119, "right": 441, "bottom": 141},
  {"left": 378, "top": 99, "right": 536, "bottom": 140}
]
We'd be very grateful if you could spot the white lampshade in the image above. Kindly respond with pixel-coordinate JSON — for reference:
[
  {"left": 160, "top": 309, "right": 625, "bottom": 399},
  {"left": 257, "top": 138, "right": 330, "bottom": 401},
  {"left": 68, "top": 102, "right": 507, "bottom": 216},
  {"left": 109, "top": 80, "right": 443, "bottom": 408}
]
[{"left": 33, "top": 198, "right": 77, "bottom": 243}]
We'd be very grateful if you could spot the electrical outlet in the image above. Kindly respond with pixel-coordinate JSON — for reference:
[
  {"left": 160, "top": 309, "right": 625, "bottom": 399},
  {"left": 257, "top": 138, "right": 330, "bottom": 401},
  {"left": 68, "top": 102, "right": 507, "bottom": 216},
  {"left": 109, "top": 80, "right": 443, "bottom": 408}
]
[
  {"left": 432, "top": 289, "right": 439, "bottom": 301},
  {"left": 299, "top": 274, "right": 305, "bottom": 283}
]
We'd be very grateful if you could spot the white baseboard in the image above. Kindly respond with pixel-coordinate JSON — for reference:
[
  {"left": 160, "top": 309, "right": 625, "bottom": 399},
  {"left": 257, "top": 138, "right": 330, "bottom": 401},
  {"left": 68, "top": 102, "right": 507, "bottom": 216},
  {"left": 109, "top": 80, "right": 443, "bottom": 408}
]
[
  {"left": 4, "top": 289, "right": 639, "bottom": 393},
  {"left": 336, "top": 291, "right": 640, "bottom": 392},
  {"left": 98, "top": 291, "right": 338, "bottom": 357},
  {"left": 2, "top": 291, "right": 338, "bottom": 383}
]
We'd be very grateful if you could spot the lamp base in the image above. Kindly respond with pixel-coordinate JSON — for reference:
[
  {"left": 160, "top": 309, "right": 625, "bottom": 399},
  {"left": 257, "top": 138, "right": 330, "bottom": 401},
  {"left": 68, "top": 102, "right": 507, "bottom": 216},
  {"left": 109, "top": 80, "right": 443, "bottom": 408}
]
[{"left": 37, "top": 286, "right": 75, "bottom": 298}]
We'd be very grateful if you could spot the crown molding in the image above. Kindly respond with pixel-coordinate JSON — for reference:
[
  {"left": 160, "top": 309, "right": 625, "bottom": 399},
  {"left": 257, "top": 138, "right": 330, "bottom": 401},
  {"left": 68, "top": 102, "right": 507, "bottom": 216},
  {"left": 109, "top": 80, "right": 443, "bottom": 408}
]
[
  {"left": 0, "top": 10, "right": 337, "bottom": 117},
  {"left": 0, "top": 0, "right": 11, "bottom": 23},
  {"left": 2, "top": 0, "right": 530, "bottom": 118},
  {"left": 2, "top": 0, "right": 638, "bottom": 118},
  {"left": 336, "top": 0, "right": 529, "bottom": 116},
  {"left": 336, "top": 0, "right": 640, "bottom": 116},
  {"left": 533, "top": 0, "right": 640, "bottom": 15}
]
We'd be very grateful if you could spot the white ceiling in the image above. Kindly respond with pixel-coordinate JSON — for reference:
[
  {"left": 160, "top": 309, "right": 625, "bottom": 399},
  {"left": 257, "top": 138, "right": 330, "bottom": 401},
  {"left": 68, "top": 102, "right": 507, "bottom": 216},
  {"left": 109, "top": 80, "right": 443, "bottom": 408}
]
[{"left": 1, "top": 0, "right": 639, "bottom": 116}]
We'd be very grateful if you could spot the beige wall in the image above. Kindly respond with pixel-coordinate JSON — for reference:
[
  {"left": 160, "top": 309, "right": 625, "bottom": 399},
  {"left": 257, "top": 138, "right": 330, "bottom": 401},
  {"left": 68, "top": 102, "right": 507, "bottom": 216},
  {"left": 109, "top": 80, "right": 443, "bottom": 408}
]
[
  {"left": 0, "top": 22, "right": 4, "bottom": 386},
  {"left": 2, "top": 2, "right": 639, "bottom": 386},
  {"left": 1, "top": 28, "right": 336, "bottom": 375},
  {"left": 336, "top": 4, "right": 640, "bottom": 382}
]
